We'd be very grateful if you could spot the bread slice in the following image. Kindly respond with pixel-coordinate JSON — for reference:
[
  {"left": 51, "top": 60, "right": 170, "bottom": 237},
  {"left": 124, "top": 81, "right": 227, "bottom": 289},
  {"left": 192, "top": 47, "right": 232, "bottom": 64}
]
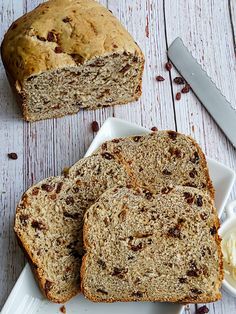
[
  {"left": 97, "top": 131, "right": 214, "bottom": 198},
  {"left": 1, "top": 0, "right": 144, "bottom": 121},
  {"left": 82, "top": 186, "right": 223, "bottom": 303},
  {"left": 14, "top": 155, "right": 130, "bottom": 303}
]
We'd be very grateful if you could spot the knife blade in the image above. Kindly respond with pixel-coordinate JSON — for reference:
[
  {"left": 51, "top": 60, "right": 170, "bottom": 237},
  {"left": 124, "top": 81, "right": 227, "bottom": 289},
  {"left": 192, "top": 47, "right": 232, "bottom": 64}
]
[{"left": 168, "top": 37, "right": 236, "bottom": 148}]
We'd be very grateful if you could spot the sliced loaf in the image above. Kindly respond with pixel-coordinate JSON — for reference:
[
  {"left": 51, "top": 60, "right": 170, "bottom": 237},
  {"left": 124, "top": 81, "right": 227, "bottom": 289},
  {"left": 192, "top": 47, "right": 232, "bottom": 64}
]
[
  {"left": 97, "top": 131, "right": 214, "bottom": 197},
  {"left": 1, "top": 0, "right": 144, "bottom": 121},
  {"left": 14, "top": 154, "right": 130, "bottom": 303},
  {"left": 82, "top": 186, "right": 223, "bottom": 303}
]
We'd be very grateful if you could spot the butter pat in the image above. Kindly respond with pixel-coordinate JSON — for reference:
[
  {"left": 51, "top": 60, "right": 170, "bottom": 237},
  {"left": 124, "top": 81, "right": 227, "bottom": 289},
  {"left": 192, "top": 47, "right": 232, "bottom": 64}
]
[{"left": 222, "top": 232, "right": 236, "bottom": 280}]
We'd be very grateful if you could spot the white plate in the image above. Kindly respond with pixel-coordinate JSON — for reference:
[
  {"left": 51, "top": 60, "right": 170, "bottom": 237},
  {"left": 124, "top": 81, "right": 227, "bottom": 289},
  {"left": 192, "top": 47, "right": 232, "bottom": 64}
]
[{"left": 2, "top": 118, "right": 235, "bottom": 314}]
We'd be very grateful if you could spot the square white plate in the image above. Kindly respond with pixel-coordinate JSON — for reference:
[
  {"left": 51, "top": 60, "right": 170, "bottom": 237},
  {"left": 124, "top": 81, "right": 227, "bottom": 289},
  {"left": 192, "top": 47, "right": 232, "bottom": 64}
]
[{"left": 2, "top": 118, "right": 235, "bottom": 314}]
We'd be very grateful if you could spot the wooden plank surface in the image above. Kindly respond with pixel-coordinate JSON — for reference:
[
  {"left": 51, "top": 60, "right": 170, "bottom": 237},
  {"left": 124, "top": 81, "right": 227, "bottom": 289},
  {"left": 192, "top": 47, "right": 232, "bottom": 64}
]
[{"left": 0, "top": 1, "right": 236, "bottom": 313}]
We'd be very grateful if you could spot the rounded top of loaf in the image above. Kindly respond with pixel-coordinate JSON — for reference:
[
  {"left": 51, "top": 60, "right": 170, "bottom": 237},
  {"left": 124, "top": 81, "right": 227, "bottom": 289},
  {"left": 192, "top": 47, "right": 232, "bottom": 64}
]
[{"left": 1, "top": 0, "right": 143, "bottom": 86}]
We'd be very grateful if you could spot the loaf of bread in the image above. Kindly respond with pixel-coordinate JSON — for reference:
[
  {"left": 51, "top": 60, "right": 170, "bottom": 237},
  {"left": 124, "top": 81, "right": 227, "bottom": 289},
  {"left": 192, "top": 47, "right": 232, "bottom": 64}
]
[
  {"left": 97, "top": 130, "right": 214, "bottom": 198},
  {"left": 14, "top": 130, "right": 216, "bottom": 303},
  {"left": 1, "top": 0, "right": 144, "bottom": 121},
  {"left": 81, "top": 186, "right": 223, "bottom": 303}
]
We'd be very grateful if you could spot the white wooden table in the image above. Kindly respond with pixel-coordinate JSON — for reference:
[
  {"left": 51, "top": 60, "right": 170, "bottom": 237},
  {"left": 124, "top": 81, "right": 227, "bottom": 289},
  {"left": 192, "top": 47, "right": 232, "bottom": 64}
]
[{"left": 0, "top": 1, "right": 236, "bottom": 313}]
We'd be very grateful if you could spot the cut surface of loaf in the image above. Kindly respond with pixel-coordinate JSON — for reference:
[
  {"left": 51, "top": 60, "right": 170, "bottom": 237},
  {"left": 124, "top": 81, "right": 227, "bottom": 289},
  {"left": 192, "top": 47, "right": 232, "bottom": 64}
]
[
  {"left": 1, "top": 0, "right": 144, "bottom": 121},
  {"left": 82, "top": 186, "right": 223, "bottom": 303},
  {"left": 97, "top": 130, "right": 214, "bottom": 198},
  {"left": 14, "top": 154, "right": 130, "bottom": 303}
]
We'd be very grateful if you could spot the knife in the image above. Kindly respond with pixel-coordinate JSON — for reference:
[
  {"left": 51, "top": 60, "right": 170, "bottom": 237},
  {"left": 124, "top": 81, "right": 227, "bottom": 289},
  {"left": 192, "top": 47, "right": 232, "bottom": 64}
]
[{"left": 167, "top": 37, "right": 236, "bottom": 148}]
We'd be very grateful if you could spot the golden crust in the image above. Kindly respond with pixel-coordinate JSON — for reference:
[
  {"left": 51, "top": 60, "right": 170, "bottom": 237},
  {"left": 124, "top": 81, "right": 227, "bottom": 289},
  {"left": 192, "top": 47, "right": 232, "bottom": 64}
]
[{"left": 1, "top": 0, "right": 143, "bottom": 85}]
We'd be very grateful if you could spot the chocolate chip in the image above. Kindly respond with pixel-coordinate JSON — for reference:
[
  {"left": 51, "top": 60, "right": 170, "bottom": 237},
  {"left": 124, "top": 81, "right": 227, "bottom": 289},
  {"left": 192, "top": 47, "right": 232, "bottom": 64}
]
[
  {"left": 200, "top": 212, "right": 208, "bottom": 220},
  {"left": 191, "top": 288, "right": 202, "bottom": 294},
  {"left": 47, "top": 31, "right": 55, "bottom": 42},
  {"left": 165, "top": 62, "right": 172, "bottom": 71},
  {"left": 112, "top": 267, "right": 128, "bottom": 278},
  {"left": 104, "top": 217, "right": 109, "bottom": 226},
  {"left": 101, "top": 152, "right": 114, "bottom": 160},
  {"left": 59, "top": 305, "right": 66, "bottom": 314},
  {"left": 131, "top": 243, "right": 143, "bottom": 251},
  {"left": 19, "top": 214, "right": 29, "bottom": 226},
  {"left": 190, "top": 152, "right": 200, "bottom": 164},
  {"left": 156, "top": 75, "right": 165, "bottom": 81},
  {"left": 101, "top": 143, "right": 107, "bottom": 150},
  {"left": 196, "top": 305, "right": 209, "bottom": 314},
  {"left": 173, "top": 77, "right": 185, "bottom": 84},
  {"left": 45, "top": 280, "right": 53, "bottom": 293},
  {"left": 183, "top": 192, "right": 194, "bottom": 204},
  {"left": 168, "top": 226, "right": 181, "bottom": 238},
  {"left": 133, "top": 136, "right": 141, "bottom": 142},
  {"left": 65, "top": 196, "right": 74, "bottom": 205},
  {"left": 144, "top": 190, "right": 153, "bottom": 200},
  {"left": 55, "top": 46, "right": 63, "bottom": 53},
  {"left": 31, "top": 220, "right": 47, "bottom": 230},
  {"left": 112, "top": 138, "right": 120, "bottom": 143},
  {"left": 62, "top": 17, "right": 71, "bottom": 23},
  {"left": 119, "top": 64, "right": 131, "bottom": 74},
  {"left": 162, "top": 169, "right": 172, "bottom": 175},
  {"left": 196, "top": 195, "right": 203, "bottom": 207},
  {"left": 97, "top": 289, "right": 108, "bottom": 295},
  {"left": 151, "top": 126, "right": 158, "bottom": 131},
  {"left": 32, "top": 187, "right": 40, "bottom": 196},
  {"left": 179, "top": 277, "right": 187, "bottom": 283},
  {"left": 41, "top": 184, "right": 54, "bottom": 192},
  {"left": 189, "top": 169, "right": 197, "bottom": 178},
  {"left": 91, "top": 121, "right": 99, "bottom": 132},
  {"left": 97, "top": 259, "right": 106, "bottom": 269},
  {"left": 210, "top": 226, "right": 217, "bottom": 235},
  {"left": 161, "top": 187, "right": 173, "bottom": 194},
  {"left": 167, "top": 131, "right": 177, "bottom": 140},
  {"left": 37, "top": 35, "right": 46, "bottom": 41},
  {"left": 176, "top": 92, "right": 181, "bottom": 100},
  {"left": 118, "top": 210, "right": 126, "bottom": 221},
  {"left": 56, "top": 182, "right": 63, "bottom": 194},
  {"left": 132, "top": 291, "right": 143, "bottom": 298},
  {"left": 186, "top": 270, "right": 199, "bottom": 277},
  {"left": 63, "top": 212, "right": 79, "bottom": 219},
  {"left": 8, "top": 152, "right": 18, "bottom": 160}
]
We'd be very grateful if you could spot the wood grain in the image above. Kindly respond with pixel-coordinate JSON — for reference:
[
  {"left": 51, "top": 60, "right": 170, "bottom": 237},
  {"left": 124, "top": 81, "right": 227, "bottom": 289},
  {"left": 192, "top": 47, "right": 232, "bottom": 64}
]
[{"left": 0, "top": 1, "right": 236, "bottom": 313}]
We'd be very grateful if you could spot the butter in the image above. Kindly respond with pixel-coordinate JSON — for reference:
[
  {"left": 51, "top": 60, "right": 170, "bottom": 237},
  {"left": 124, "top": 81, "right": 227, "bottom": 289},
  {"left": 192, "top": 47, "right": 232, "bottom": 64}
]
[{"left": 222, "top": 232, "right": 236, "bottom": 280}]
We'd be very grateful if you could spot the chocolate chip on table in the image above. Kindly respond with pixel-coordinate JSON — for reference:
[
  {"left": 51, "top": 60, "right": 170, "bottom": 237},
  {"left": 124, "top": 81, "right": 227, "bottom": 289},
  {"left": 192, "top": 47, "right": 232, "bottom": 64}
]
[
  {"left": 8, "top": 152, "right": 18, "bottom": 160},
  {"left": 181, "top": 84, "right": 191, "bottom": 93},
  {"left": 173, "top": 76, "right": 185, "bottom": 84},
  {"left": 60, "top": 305, "right": 66, "bottom": 314},
  {"left": 196, "top": 305, "right": 209, "bottom": 314},
  {"left": 176, "top": 92, "right": 181, "bottom": 101},
  {"left": 165, "top": 62, "right": 172, "bottom": 71},
  {"left": 91, "top": 121, "right": 99, "bottom": 132},
  {"left": 156, "top": 75, "right": 165, "bottom": 81},
  {"left": 151, "top": 126, "right": 158, "bottom": 131}
]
